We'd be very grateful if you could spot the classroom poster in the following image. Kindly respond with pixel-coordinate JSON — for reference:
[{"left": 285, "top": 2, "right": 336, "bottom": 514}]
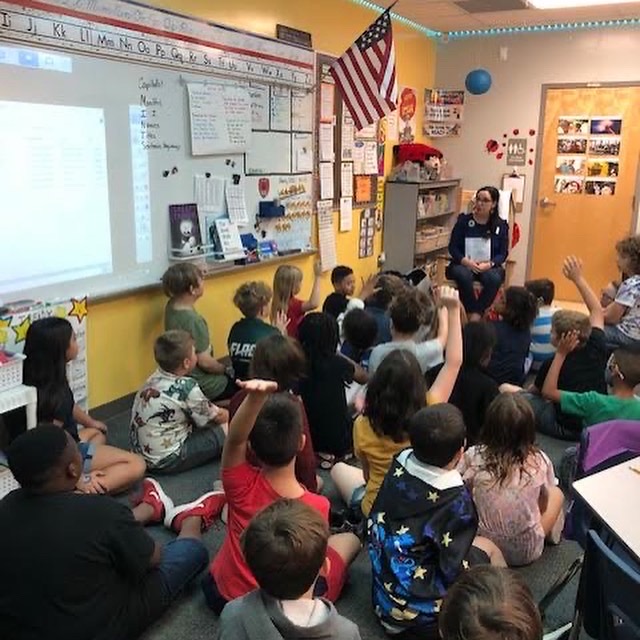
[
  {"left": 555, "top": 115, "right": 621, "bottom": 196},
  {"left": 423, "top": 88, "right": 464, "bottom": 137},
  {"left": 398, "top": 87, "right": 418, "bottom": 144},
  {"left": 358, "top": 208, "right": 376, "bottom": 258},
  {"left": 0, "top": 299, "right": 89, "bottom": 409}
]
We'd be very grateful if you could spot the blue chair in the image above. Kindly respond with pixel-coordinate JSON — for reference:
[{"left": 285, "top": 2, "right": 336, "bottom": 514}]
[
  {"left": 545, "top": 529, "right": 640, "bottom": 640},
  {"left": 578, "top": 529, "right": 640, "bottom": 640}
]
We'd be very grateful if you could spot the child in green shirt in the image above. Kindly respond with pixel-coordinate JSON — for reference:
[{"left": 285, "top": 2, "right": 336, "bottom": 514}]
[{"left": 162, "top": 263, "right": 235, "bottom": 401}]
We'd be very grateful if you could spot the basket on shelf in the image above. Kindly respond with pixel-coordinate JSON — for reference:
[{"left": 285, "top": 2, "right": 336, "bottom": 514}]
[
  {"left": 415, "top": 227, "right": 450, "bottom": 254},
  {"left": 0, "top": 352, "right": 25, "bottom": 393}
]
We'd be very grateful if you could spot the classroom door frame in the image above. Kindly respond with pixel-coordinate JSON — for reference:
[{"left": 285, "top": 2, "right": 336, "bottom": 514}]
[{"left": 525, "top": 81, "right": 640, "bottom": 286}]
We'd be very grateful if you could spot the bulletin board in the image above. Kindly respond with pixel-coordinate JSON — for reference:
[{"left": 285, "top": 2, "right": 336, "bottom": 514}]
[{"left": 0, "top": 0, "right": 315, "bottom": 301}]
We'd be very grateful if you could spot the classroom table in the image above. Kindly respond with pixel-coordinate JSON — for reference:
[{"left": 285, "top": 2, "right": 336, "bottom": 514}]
[
  {"left": 0, "top": 384, "right": 38, "bottom": 430},
  {"left": 572, "top": 456, "right": 640, "bottom": 560}
]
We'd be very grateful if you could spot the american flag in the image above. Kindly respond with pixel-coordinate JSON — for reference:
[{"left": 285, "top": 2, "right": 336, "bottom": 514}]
[{"left": 330, "top": 8, "right": 398, "bottom": 132}]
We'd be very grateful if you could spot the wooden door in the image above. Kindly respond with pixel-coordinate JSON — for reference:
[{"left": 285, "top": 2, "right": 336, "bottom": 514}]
[{"left": 528, "top": 86, "right": 640, "bottom": 301}]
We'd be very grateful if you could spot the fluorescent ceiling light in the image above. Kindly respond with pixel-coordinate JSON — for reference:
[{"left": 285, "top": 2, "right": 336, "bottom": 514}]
[{"left": 529, "top": 0, "right": 638, "bottom": 8}]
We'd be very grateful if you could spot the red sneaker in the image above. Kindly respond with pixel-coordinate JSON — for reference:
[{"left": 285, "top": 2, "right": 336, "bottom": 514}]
[
  {"left": 166, "top": 491, "right": 226, "bottom": 533},
  {"left": 135, "top": 478, "right": 174, "bottom": 524}
]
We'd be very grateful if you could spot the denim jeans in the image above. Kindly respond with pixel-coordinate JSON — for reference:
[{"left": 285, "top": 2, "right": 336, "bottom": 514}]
[
  {"left": 446, "top": 264, "right": 504, "bottom": 315},
  {"left": 124, "top": 538, "right": 208, "bottom": 637},
  {"left": 521, "top": 392, "right": 581, "bottom": 441},
  {"left": 603, "top": 324, "right": 640, "bottom": 353}
]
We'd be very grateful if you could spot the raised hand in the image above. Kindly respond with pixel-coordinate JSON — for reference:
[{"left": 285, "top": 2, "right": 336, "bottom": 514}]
[
  {"left": 562, "top": 256, "right": 583, "bottom": 282},
  {"left": 556, "top": 330, "right": 581, "bottom": 356},
  {"left": 236, "top": 379, "right": 279, "bottom": 394}
]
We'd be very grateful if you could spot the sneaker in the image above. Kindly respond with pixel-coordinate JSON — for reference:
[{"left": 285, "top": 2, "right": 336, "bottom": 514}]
[
  {"left": 166, "top": 491, "right": 226, "bottom": 533},
  {"left": 134, "top": 478, "right": 174, "bottom": 524}
]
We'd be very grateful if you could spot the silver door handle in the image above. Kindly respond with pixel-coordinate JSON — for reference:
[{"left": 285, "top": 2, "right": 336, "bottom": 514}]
[{"left": 539, "top": 197, "right": 556, "bottom": 208}]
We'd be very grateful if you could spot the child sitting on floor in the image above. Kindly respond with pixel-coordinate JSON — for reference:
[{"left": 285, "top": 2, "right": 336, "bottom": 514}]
[
  {"left": 487, "top": 286, "right": 538, "bottom": 386},
  {"left": 458, "top": 394, "right": 564, "bottom": 567},
  {"left": 439, "top": 566, "right": 542, "bottom": 640},
  {"left": 543, "top": 339, "right": 640, "bottom": 428},
  {"left": 22, "top": 317, "right": 144, "bottom": 494},
  {"left": 368, "top": 285, "right": 449, "bottom": 375},
  {"left": 228, "top": 333, "right": 320, "bottom": 493},
  {"left": 602, "top": 234, "right": 640, "bottom": 352},
  {"left": 525, "top": 278, "right": 559, "bottom": 371},
  {"left": 340, "top": 308, "right": 378, "bottom": 370},
  {"left": 368, "top": 404, "right": 505, "bottom": 639},
  {"left": 218, "top": 499, "right": 361, "bottom": 640},
  {"left": 525, "top": 256, "right": 608, "bottom": 440},
  {"left": 130, "top": 330, "right": 228, "bottom": 473},
  {"left": 271, "top": 262, "right": 322, "bottom": 339},
  {"left": 364, "top": 273, "right": 406, "bottom": 345},
  {"left": 331, "top": 287, "right": 462, "bottom": 519},
  {"left": 227, "top": 281, "right": 282, "bottom": 381},
  {"left": 203, "top": 380, "right": 361, "bottom": 614},
  {"left": 298, "top": 313, "right": 367, "bottom": 467},
  {"left": 323, "top": 265, "right": 356, "bottom": 319},
  {"left": 427, "top": 321, "right": 499, "bottom": 445},
  {"left": 162, "top": 263, "right": 235, "bottom": 401}
]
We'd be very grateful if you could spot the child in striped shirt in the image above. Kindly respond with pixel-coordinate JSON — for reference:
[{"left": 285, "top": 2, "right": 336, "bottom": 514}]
[{"left": 525, "top": 278, "right": 560, "bottom": 372}]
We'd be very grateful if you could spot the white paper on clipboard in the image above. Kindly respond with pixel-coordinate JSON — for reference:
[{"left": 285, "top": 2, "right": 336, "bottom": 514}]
[{"left": 465, "top": 237, "right": 491, "bottom": 262}]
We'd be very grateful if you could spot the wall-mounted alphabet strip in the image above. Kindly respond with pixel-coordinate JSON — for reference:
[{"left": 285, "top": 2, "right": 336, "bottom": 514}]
[{"left": 0, "top": 0, "right": 314, "bottom": 89}]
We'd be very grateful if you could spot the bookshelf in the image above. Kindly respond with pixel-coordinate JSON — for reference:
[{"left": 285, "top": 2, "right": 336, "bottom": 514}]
[{"left": 382, "top": 179, "right": 462, "bottom": 275}]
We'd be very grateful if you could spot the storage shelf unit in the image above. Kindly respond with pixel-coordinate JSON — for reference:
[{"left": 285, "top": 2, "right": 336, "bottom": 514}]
[{"left": 382, "top": 179, "right": 462, "bottom": 274}]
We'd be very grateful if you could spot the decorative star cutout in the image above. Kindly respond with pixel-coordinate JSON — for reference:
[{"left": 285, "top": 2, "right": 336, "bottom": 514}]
[
  {"left": 427, "top": 491, "right": 439, "bottom": 503},
  {"left": 0, "top": 317, "right": 10, "bottom": 346},
  {"left": 442, "top": 532, "right": 453, "bottom": 548},
  {"left": 68, "top": 297, "right": 88, "bottom": 323},
  {"left": 393, "top": 467, "right": 404, "bottom": 477},
  {"left": 12, "top": 316, "right": 31, "bottom": 344},
  {"left": 462, "top": 560, "right": 470, "bottom": 570},
  {"left": 396, "top": 525, "right": 409, "bottom": 536},
  {"left": 377, "top": 512, "right": 385, "bottom": 524},
  {"left": 413, "top": 566, "right": 427, "bottom": 580}
]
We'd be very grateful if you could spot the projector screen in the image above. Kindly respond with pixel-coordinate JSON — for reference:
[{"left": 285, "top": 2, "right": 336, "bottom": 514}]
[{"left": 0, "top": 101, "right": 113, "bottom": 296}]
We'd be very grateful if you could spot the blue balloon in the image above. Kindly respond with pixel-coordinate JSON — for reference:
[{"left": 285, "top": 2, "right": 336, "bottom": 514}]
[{"left": 465, "top": 69, "right": 492, "bottom": 95}]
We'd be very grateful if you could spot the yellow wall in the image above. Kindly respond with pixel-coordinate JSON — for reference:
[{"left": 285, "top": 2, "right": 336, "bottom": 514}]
[{"left": 88, "top": 0, "right": 436, "bottom": 407}]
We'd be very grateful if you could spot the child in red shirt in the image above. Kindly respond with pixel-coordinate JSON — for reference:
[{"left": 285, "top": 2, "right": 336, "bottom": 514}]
[
  {"left": 271, "top": 262, "right": 322, "bottom": 338},
  {"left": 202, "top": 379, "right": 361, "bottom": 613}
]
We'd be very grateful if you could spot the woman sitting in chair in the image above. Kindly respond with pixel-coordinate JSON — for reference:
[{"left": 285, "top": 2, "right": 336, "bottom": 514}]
[{"left": 447, "top": 186, "right": 509, "bottom": 321}]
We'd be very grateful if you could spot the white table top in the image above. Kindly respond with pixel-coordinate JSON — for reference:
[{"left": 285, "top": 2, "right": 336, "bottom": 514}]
[
  {"left": 573, "top": 456, "right": 640, "bottom": 560},
  {"left": 0, "top": 384, "right": 37, "bottom": 413}
]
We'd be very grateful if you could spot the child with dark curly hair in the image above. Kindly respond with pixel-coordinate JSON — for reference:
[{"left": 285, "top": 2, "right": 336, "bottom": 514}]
[{"left": 603, "top": 234, "right": 640, "bottom": 351}]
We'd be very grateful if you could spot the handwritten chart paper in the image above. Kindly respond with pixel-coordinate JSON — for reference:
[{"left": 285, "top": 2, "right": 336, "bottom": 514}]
[
  {"left": 292, "top": 90, "right": 313, "bottom": 132},
  {"left": 317, "top": 200, "right": 337, "bottom": 271},
  {"left": 187, "top": 84, "right": 252, "bottom": 155},
  {"left": 340, "top": 197, "right": 353, "bottom": 232},
  {"left": 341, "top": 162, "right": 353, "bottom": 197},
  {"left": 250, "top": 84, "right": 269, "bottom": 130},
  {"left": 270, "top": 86, "right": 292, "bottom": 131},
  {"left": 320, "top": 162, "right": 334, "bottom": 200}
]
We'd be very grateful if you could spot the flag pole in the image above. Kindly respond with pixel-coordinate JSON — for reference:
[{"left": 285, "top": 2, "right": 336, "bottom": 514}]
[{"left": 387, "top": 0, "right": 400, "bottom": 12}]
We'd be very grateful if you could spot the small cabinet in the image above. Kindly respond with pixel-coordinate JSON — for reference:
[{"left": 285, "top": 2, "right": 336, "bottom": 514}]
[{"left": 382, "top": 179, "right": 462, "bottom": 274}]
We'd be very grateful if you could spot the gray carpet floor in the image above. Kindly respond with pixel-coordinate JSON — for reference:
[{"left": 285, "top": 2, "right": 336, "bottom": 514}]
[{"left": 104, "top": 407, "right": 581, "bottom": 640}]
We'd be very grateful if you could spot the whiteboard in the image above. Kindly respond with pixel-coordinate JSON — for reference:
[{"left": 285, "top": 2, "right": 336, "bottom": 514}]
[{"left": 0, "top": 0, "right": 315, "bottom": 301}]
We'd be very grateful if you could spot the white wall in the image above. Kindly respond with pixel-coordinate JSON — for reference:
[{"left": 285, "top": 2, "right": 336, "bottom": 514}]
[{"left": 435, "top": 28, "right": 640, "bottom": 283}]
